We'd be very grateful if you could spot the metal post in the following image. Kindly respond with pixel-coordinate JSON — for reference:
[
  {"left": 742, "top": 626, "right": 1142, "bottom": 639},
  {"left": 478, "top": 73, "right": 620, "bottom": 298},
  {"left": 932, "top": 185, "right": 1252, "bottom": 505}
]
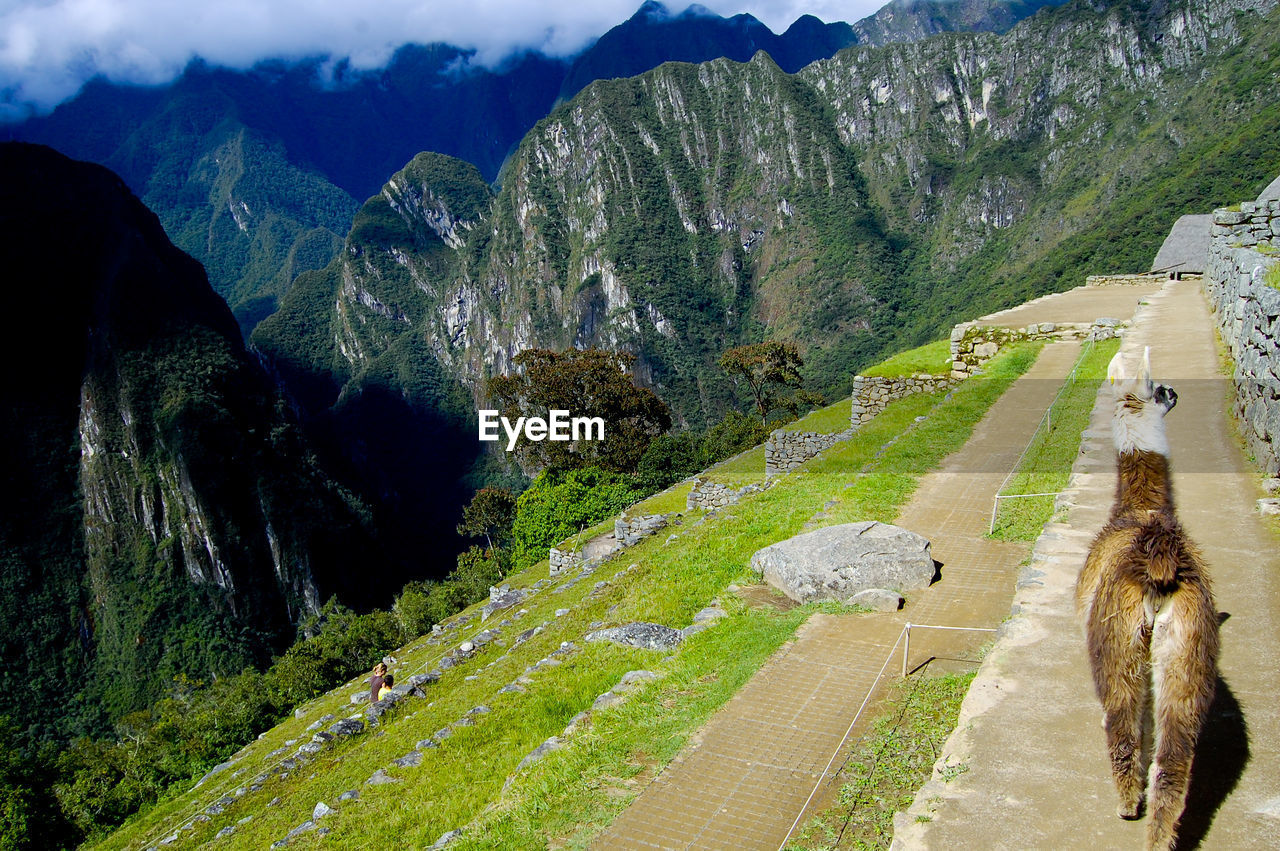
[{"left": 902, "top": 623, "right": 911, "bottom": 678}]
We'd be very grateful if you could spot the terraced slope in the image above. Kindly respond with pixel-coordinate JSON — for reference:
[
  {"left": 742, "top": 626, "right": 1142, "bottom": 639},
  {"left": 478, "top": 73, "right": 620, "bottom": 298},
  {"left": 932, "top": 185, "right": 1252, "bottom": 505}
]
[{"left": 98, "top": 342, "right": 1043, "bottom": 850}]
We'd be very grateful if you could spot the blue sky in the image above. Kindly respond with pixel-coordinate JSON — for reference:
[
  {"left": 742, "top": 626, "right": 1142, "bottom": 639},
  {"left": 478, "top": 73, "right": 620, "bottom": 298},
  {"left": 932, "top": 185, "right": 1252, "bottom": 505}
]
[{"left": 0, "top": 0, "right": 888, "bottom": 116}]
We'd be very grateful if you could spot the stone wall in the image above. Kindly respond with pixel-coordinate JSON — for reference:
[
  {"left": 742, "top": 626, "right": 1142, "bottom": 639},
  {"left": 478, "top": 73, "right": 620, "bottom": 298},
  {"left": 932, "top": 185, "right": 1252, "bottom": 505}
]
[
  {"left": 548, "top": 547, "right": 582, "bottom": 576},
  {"left": 1204, "top": 203, "right": 1280, "bottom": 476},
  {"left": 764, "top": 429, "right": 852, "bottom": 478},
  {"left": 849, "top": 374, "right": 954, "bottom": 428},
  {"left": 1085, "top": 273, "right": 1181, "bottom": 286},
  {"left": 614, "top": 513, "right": 668, "bottom": 547},
  {"left": 949, "top": 318, "right": 1124, "bottom": 379},
  {"left": 686, "top": 477, "right": 762, "bottom": 509}
]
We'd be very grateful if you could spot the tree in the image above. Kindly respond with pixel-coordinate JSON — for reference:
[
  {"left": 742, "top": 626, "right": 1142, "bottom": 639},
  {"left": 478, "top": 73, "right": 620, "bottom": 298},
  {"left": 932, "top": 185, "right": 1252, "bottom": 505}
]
[
  {"left": 456, "top": 487, "right": 517, "bottom": 552},
  {"left": 719, "top": 341, "right": 809, "bottom": 424},
  {"left": 486, "top": 349, "right": 671, "bottom": 474}
]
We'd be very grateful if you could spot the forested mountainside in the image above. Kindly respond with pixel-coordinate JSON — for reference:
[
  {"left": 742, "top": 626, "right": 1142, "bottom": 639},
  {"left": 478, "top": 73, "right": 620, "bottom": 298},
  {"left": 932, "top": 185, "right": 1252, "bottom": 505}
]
[
  {"left": 0, "top": 143, "right": 389, "bottom": 740},
  {"left": 852, "top": 0, "right": 1069, "bottom": 45},
  {"left": 256, "top": 0, "right": 1280, "bottom": 449},
  {"left": 3, "top": 2, "right": 1067, "bottom": 335}
]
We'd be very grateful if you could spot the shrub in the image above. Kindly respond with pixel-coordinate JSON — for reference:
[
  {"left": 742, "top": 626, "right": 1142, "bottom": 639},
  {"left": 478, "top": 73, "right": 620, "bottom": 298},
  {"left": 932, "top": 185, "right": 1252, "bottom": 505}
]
[{"left": 510, "top": 467, "right": 647, "bottom": 567}]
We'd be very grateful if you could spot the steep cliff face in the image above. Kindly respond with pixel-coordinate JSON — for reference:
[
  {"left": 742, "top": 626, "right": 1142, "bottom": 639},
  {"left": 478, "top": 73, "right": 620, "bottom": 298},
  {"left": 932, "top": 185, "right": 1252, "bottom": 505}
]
[
  {"left": 273, "top": 0, "right": 1280, "bottom": 434},
  {"left": 0, "top": 143, "right": 379, "bottom": 737},
  {"left": 804, "top": 0, "right": 1279, "bottom": 296},
  {"left": 851, "top": 0, "right": 1070, "bottom": 45},
  {"left": 264, "top": 56, "right": 902, "bottom": 430},
  {"left": 252, "top": 152, "right": 496, "bottom": 588}
]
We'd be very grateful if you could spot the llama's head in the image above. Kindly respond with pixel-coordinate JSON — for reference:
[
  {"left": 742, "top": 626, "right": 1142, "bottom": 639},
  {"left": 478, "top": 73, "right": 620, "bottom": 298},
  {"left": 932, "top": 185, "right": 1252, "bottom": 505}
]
[{"left": 1107, "top": 346, "right": 1177, "bottom": 455}]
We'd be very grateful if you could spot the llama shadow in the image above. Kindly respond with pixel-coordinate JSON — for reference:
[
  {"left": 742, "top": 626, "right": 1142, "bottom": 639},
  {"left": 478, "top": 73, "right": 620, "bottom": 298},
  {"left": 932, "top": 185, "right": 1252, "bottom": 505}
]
[{"left": 1174, "top": 673, "right": 1249, "bottom": 850}]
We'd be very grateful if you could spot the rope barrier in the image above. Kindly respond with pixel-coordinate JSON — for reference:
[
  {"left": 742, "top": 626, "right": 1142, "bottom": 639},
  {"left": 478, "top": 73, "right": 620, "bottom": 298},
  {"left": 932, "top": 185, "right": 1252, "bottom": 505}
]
[
  {"left": 989, "top": 339, "right": 1096, "bottom": 534},
  {"left": 776, "top": 620, "right": 997, "bottom": 850}
]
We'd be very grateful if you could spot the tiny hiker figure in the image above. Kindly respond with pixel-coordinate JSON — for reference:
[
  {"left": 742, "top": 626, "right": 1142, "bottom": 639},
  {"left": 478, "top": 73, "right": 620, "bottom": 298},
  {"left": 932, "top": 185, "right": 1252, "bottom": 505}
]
[{"left": 369, "top": 662, "right": 388, "bottom": 703}]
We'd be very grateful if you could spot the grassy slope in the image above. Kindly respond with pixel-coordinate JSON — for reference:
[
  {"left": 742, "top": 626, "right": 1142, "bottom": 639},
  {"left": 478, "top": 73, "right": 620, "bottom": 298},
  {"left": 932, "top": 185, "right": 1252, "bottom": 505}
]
[{"left": 97, "top": 343, "right": 1039, "bottom": 851}]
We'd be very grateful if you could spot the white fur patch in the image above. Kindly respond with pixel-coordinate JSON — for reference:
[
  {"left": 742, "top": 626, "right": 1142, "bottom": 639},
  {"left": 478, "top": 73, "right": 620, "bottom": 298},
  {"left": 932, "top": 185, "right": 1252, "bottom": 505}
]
[
  {"left": 1109, "top": 347, "right": 1171, "bottom": 456},
  {"left": 1112, "top": 401, "right": 1171, "bottom": 456}
]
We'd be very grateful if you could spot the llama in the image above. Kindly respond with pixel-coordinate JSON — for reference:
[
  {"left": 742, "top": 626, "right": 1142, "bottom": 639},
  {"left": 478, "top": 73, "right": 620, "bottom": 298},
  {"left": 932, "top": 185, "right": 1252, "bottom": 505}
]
[{"left": 1076, "top": 347, "right": 1218, "bottom": 851}]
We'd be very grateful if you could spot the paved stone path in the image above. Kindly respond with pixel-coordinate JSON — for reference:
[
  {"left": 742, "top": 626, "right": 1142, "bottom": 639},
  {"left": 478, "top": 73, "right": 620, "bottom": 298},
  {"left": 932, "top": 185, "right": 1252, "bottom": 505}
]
[
  {"left": 894, "top": 279, "right": 1280, "bottom": 849},
  {"left": 594, "top": 337, "right": 1091, "bottom": 850},
  {"left": 973, "top": 282, "right": 1163, "bottom": 329}
]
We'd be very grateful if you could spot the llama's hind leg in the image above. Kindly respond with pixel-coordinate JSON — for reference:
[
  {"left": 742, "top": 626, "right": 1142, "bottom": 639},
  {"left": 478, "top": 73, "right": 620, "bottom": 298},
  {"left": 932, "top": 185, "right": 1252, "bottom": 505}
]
[
  {"left": 1146, "top": 614, "right": 1217, "bottom": 850},
  {"left": 1104, "top": 695, "right": 1147, "bottom": 819}
]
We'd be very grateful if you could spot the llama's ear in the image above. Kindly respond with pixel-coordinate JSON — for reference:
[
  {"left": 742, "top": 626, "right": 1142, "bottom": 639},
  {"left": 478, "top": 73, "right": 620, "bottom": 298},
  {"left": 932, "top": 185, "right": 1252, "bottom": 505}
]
[
  {"left": 1107, "top": 351, "right": 1127, "bottom": 386},
  {"left": 1141, "top": 347, "right": 1152, "bottom": 383}
]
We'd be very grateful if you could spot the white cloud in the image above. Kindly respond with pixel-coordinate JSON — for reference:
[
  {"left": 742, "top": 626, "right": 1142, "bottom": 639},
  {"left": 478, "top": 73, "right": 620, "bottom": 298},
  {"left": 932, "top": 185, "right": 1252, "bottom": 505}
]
[{"left": 0, "top": 0, "right": 886, "bottom": 117}]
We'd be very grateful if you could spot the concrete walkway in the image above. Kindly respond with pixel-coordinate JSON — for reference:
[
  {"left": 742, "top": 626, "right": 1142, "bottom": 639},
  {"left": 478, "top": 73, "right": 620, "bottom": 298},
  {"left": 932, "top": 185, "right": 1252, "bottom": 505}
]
[
  {"left": 894, "top": 279, "right": 1280, "bottom": 849},
  {"left": 594, "top": 337, "right": 1090, "bottom": 850}
]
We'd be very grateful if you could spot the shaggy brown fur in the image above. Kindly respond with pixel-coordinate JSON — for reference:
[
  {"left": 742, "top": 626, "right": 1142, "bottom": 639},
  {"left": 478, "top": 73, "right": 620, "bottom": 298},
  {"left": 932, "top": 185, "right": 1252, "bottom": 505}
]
[{"left": 1076, "top": 350, "right": 1218, "bottom": 851}]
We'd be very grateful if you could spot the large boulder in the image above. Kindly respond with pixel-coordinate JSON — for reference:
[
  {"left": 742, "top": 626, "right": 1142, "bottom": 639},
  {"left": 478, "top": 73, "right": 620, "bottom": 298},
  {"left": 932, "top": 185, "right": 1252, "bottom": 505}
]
[{"left": 749, "top": 521, "right": 935, "bottom": 603}]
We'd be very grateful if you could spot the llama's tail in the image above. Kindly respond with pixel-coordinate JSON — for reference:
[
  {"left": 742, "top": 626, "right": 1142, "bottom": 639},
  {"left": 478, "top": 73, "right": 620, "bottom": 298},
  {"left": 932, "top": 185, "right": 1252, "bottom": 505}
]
[{"left": 1130, "top": 516, "right": 1185, "bottom": 589}]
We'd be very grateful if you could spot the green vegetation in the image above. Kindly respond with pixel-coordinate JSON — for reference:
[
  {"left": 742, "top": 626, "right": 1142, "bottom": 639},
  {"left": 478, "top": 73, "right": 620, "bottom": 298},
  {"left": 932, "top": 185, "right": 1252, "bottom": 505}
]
[
  {"left": 720, "top": 341, "right": 815, "bottom": 424},
  {"left": 785, "top": 397, "right": 854, "bottom": 434},
  {"left": 91, "top": 342, "right": 1038, "bottom": 850},
  {"left": 487, "top": 349, "right": 672, "bottom": 475},
  {"left": 511, "top": 468, "right": 649, "bottom": 567},
  {"left": 990, "top": 339, "right": 1120, "bottom": 540},
  {"left": 786, "top": 672, "right": 975, "bottom": 850},
  {"left": 1265, "top": 261, "right": 1280, "bottom": 291},
  {"left": 858, "top": 340, "right": 952, "bottom": 379}
]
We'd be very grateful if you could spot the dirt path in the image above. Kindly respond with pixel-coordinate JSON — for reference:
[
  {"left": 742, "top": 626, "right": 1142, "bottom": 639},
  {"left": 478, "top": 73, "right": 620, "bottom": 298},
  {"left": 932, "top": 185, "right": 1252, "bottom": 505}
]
[
  {"left": 593, "top": 337, "right": 1091, "bottom": 850},
  {"left": 894, "top": 279, "right": 1280, "bottom": 849}
]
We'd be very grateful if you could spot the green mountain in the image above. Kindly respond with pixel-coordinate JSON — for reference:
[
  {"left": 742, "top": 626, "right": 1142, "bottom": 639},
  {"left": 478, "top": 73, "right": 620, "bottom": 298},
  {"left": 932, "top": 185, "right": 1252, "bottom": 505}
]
[
  {"left": 257, "top": 0, "right": 1280, "bottom": 443},
  {"left": 0, "top": 143, "right": 385, "bottom": 740},
  {"left": 4, "top": 3, "right": 1070, "bottom": 338}
]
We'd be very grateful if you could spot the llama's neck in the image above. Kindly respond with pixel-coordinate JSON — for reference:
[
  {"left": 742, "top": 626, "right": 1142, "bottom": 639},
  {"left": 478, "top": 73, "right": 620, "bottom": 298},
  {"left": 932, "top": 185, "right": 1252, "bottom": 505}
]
[
  {"left": 1111, "top": 402, "right": 1170, "bottom": 456},
  {"left": 1114, "top": 450, "right": 1175, "bottom": 515}
]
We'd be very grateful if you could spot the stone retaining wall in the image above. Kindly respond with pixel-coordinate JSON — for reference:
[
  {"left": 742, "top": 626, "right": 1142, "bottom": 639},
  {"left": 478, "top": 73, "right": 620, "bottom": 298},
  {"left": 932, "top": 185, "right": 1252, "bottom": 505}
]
[
  {"left": 764, "top": 429, "right": 853, "bottom": 477},
  {"left": 849, "top": 374, "right": 954, "bottom": 428},
  {"left": 1085, "top": 273, "right": 1179, "bottom": 286},
  {"left": 548, "top": 547, "right": 582, "bottom": 576},
  {"left": 686, "top": 477, "right": 762, "bottom": 509},
  {"left": 1204, "top": 203, "right": 1280, "bottom": 476},
  {"left": 614, "top": 513, "right": 668, "bottom": 547},
  {"left": 949, "top": 319, "right": 1124, "bottom": 379}
]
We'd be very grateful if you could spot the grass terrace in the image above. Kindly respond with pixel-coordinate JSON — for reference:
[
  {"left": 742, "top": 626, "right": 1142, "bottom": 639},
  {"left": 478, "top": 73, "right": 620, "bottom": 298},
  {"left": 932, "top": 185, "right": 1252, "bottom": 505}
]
[
  {"left": 857, "top": 339, "right": 951, "bottom": 379},
  {"left": 989, "top": 338, "right": 1119, "bottom": 541},
  {"left": 98, "top": 343, "right": 1041, "bottom": 851}
]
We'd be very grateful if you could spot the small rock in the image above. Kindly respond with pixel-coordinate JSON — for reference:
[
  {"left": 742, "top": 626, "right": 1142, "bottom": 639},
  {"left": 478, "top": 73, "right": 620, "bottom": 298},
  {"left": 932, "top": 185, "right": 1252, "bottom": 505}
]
[
  {"left": 564, "top": 711, "right": 589, "bottom": 736},
  {"left": 366, "top": 769, "right": 401, "bottom": 785},
  {"left": 432, "top": 828, "right": 464, "bottom": 848},
  {"left": 328, "top": 718, "right": 364, "bottom": 737},
  {"left": 337, "top": 790, "right": 360, "bottom": 802},
  {"left": 216, "top": 826, "right": 235, "bottom": 839},
  {"left": 515, "top": 736, "right": 563, "bottom": 772},
  {"left": 585, "top": 622, "right": 683, "bottom": 651},
  {"left": 1258, "top": 498, "right": 1280, "bottom": 516},
  {"left": 392, "top": 751, "right": 423, "bottom": 768},
  {"left": 313, "top": 801, "right": 334, "bottom": 820},
  {"left": 592, "top": 691, "right": 624, "bottom": 711},
  {"left": 459, "top": 641, "right": 475, "bottom": 653},
  {"left": 617, "top": 670, "right": 660, "bottom": 689},
  {"left": 285, "top": 820, "right": 315, "bottom": 840},
  {"left": 1263, "top": 478, "right": 1280, "bottom": 495},
  {"left": 555, "top": 608, "right": 570, "bottom": 617},
  {"left": 268, "top": 796, "right": 282, "bottom": 807},
  {"left": 416, "top": 738, "right": 439, "bottom": 749}
]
